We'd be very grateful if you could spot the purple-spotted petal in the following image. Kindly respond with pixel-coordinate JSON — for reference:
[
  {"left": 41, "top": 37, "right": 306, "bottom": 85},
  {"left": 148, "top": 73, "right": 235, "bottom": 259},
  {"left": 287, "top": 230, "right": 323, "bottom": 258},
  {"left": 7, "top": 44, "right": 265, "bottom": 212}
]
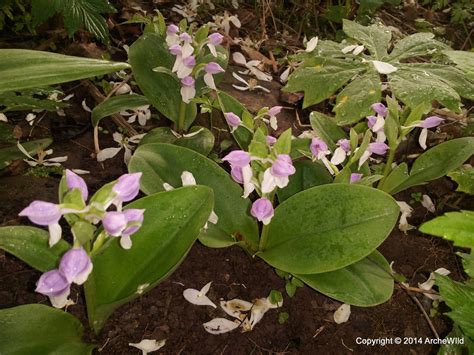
[
  {"left": 65, "top": 169, "right": 88, "bottom": 201},
  {"left": 369, "top": 142, "right": 389, "bottom": 156},
  {"left": 371, "top": 103, "right": 387, "bottom": 117},
  {"left": 59, "top": 248, "right": 93, "bottom": 285},
  {"left": 222, "top": 150, "right": 251, "bottom": 167},
  {"left": 251, "top": 198, "right": 274, "bottom": 225},
  {"left": 103, "top": 211, "right": 127, "bottom": 236},
  {"left": 112, "top": 173, "right": 142, "bottom": 202},
  {"left": 35, "top": 269, "right": 70, "bottom": 297},
  {"left": 204, "top": 62, "right": 225, "bottom": 74},
  {"left": 19, "top": 201, "right": 62, "bottom": 226}
]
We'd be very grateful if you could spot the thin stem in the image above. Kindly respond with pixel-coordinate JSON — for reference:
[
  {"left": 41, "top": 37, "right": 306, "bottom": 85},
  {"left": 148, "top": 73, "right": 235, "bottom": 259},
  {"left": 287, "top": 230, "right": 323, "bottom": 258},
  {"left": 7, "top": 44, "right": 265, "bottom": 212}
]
[
  {"left": 93, "top": 126, "right": 100, "bottom": 154},
  {"left": 177, "top": 100, "right": 187, "bottom": 133},
  {"left": 377, "top": 146, "right": 396, "bottom": 189}
]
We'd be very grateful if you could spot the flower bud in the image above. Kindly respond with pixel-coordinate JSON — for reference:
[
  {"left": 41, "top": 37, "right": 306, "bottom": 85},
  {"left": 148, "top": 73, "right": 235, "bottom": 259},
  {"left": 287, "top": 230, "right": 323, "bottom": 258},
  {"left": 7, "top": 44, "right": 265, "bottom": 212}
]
[
  {"left": 19, "top": 201, "right": 62, "bottom": 226},
  {"left": 103, "top": 211, "right": 128, "bottom": 236},
  {"left": 371, "top": 103, "right": 387, "bottom": 117},
  {"left": 65, "top": 169, "right": 88, "bottom": 201},
  {"left": 222, "top": 150, "right": 251, "bottom": 167},
  {"left": 122, "top": 209, "right": 145, "bottom": 237},
  {"left": 36, "top": 269, "right": 70, "bottom": 297},
  {"left": 59, "top": 248, "right": 93, "bottom": 285},
  {"left": 251, "top": 198, "right": 274, "bottom": 225},
  {"left": 112, "top": 173, "right": 142, "bottom": 202},
  {"left": 208, "top": 33, "right": 224, "bottom": 45},
  {"left": 224, "top": 112, "right": 241, "bottom": 128},
  {"left": 204, "top": 62, "right": 225, "bottom": 74}
]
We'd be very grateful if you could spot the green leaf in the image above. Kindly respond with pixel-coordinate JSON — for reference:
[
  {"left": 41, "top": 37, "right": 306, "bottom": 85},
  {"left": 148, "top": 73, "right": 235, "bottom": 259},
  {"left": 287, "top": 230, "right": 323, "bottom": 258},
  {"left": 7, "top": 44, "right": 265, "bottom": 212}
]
[
  {"left": 297, "top": 251, "right": 394, "bottom": 306},
  {"left": 444, "top": 50, "right": 474, "bottom": 80},
  {"left": 393, "top": 137, "right": 474, "bottom": 194},
  {"left": 388, "top": 32, "right": 447, "bottom": 62},
  {"left": 31, "top": 0, "right": 61, "bottom": 27},
  {"left": 309, "top": 111, "right": 347, "bottom": 151},
  {"left": 284, "top": 57, "right": 363, "bottom": 108},
  {"left": 0, "top": 138, "right": 52, "bottom": 169},
  {"left": 389, "top": 66, "right": 461, "bottom": 112},
  {"left": 419, "top": 211, "right": 474, "bottom": 251},
  {"left": 448, "top": 165, "right": 474, "bottom": 195},
  {"left": 0, "top": 304, "right": 94, "bottom": 354},
  {"left": 273, "top": 128, "right": 292, "bottom": 155},
  {"left": 128, "top": 143, "right": 259, "bottom": 251},
  {"left": 285, "top": 282, "right": 297, "bottom": 297},
  {"left": 216, "top": 90, "right": 252, "bottom": 150},
  {"left": 259, "top": 184, "right": 399, "bottom": 274},
  {"left": 128, "top": 33, "right": 196, "bottom": 128},
  {"left": 0, "top": 89, "right": 68, "bottom": 112},
  {"left": 277, "top": 161, "right": 333, "bottom": 203},
  {"left": 333, "top": 70, "right": 382, "bottom": 125},
  {"left": 0, "top": 226, "right": 70, "bottom": 272},
  {"left": 436, "top": 275, "right": 474, "bottom": 339},
  {"left": 0, "top": 50, "right": 129, "bottom": 93},
  {"left": 85, "top": 186, "right": 213, "bottom": 332},
  {"left": 342, "top": 19, "right": 391, "bottom": 60},
  {"left": 91, "top": 94, "right": 149, "bottom": 127},
  {"left": 460, "top": 253, "right": 474, "bottom": 279}
]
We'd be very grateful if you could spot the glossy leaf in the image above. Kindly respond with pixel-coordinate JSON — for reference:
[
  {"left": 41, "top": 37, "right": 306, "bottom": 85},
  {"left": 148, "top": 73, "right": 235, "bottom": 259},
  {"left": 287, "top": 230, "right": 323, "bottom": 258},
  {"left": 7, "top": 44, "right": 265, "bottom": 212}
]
[
  {"left": 0, "top": 304, "right": 94, "bottom": 354},
  {"left": 448, "top": 165, "right": 474, "bottom": 195},
  {"left": 297, "top": 251, "right": 394, "bottom": 306},
  {"left": 277, "top": 161, "right": 333, "bottom": 202},
  {"left": 0, "top": 50, "right": 129, "bottom": 93},
  {"left": 388, "top": 32, "right": 447, "bottom": 62},
  {"left": 342, "top": 19, "right": 391, "bottom": 60},
  {"left": 444, "top": 50, "right": 474, "bottom": 80},
  {"left": 128, "top": 143, "right": 259, "bottom": 250},
  {"left": 128, "top": 33, "right": 196, "bottom": 128},
  {"left": 309, "top": 112, "right": 346, "bottom": 151},
  {"left": 0, "top": 138, "right": 52, "bottom": 169},
  {"left": 259, "top": 184, "right": 399, "bottom": 274},
  {"left": 91, "top": 94, "right": 150, "bottom": 127},
  {"left": 419, "top": 211, "right": 474, "bottom": 250},
  {"left": 0, "top": 226, "right": 70, "bottom": 272},
  {"left": 333, "top": 70, "right": 382, "bottom": 125},
  {"left": 393, "top": 137, "right": 474, "bottom": 194},
  {"left": 85, "top": 186, "right": 214, "bottom": 332}
]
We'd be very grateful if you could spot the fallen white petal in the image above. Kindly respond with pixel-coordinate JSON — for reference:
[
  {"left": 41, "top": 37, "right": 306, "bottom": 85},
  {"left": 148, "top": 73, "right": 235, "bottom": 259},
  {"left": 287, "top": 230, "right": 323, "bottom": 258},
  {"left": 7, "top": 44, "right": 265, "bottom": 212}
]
[
  {"left": 181, "top": 171, "right": 197, "bottom": 186},
  {"left": 333, "top": 304, "right": 351, "bottom": 324},
  {"left": 280, "top": 67, "right": 291, "bottom": 83},
  {"left": 183, "top": 282, "right": 217, "bottom": 308},
  {"left": 220, "top": 299, "right": 253, "bottom": 319},
  {"left": 341, "top": 45, "right": 357, "bottom": 54},
  {"left": 372, "top": 60, "right": 398, "bottom": 74},
  {"left": 97, "top": 147, "right": 122, "bottom": 162},
  {"left": 352, "top": 45, "right": 365, "bottom": 55},
  {"left": 129, "top": 339, "right": 166, "bottom": 354},
  {"left": 203, "top": 318, "right": 240, "bottom": 334},
  {"left": 305, "top": 36, "right": 319, "bottom": 52},
  {"left": 0, "top": 113, "right": 7, "bottom": 122},
  {"left": 421, "top": 194, "right": 435, "bottom": 213},
  {"left": 232, "top": 52, "right": 247, "bottom": 65}
]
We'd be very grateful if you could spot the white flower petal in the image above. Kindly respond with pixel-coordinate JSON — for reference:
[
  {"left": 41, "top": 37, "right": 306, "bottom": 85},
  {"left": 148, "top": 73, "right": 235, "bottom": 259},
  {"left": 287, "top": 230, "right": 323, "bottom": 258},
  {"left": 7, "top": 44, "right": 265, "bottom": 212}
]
[
  {"left": 341, "top": 45, "right": 357, "bottom": 54},
  {"left": 419, "top": 128, "right": 428, "bottom": 150},
  {"left": 249, "top": 67, "right": 272, "bottom": 82},
  {"left": 72, "top": 262, "right": 93, "bottom": 285},
  {"left": 16, "top": 141, "right": 35, "bottom": 160},
  {"left": 49, "top": 288, "right": 71, "bottom": 309},
  {"left": 330, "top": 147, "right": 347, "bottom": 165},
  {"left": 48, "top": 223, "right": 62, "bottom": 247},
  {"left": 255, "top": 85, "right": 271, "bottom": 93},
  {"left": 46, "top": 156, "right": 68, "bottom": 163},
  {"left": 242, "top": 164, "right": 255, "bottom": 198},
  {"left": 352, "top": 45, "right": 365, "bottom": 55},
  {"left": 220, "top": 299, "right": 253, "bottom": 319},
  {"left": 232, "top": 52, "right": 247, "bottom": 65},
  {"left": 232, "top": 85, "right": 249, "bottom": 91},
  {"left": 97, "top": 147, "right": 122, "bottom": 162},
  {"left": 181, "top": 171, "right": 197, "bottom": 186},
  {"left": 129, "top": 339, "right": 166, "bottom": 354},
  {"left": 163, "top": 183, "right": 174, "bottom": 191},
  {"left": 372, "top": 60, "right": 398, "bottom": 74},
  {"left": 181, "top": 85, "right": 196, "bottom": 104},
  {"left": 261, "top": 168, "right": 277, "bottom": 194},
  {"left": 334, "top": 304, "right": 351, "bottom": 324},
  {"left": 305, "top": 36, "right": 319, "bottom": 52},
  {"left": 421, "top": 194, "right": 435, "bottom": 213},
  {"left": 232, "top": 72, "right": 249, "bottom": 85},
  {"left": 0, "top": 113, "right": 7, "bottom": 122},
  {"left": 120, "top": 235, "right": 133, "bottom": 250},
  {"left": 203, "top": 318, "right": 240, "bottom": 334},
  {"left": 280, "top": 67, "right": 291, "bottom": 83},
  {"left": 183, "top": 284, "right": 217, "bottom": 308},
  {"left": 204, "top": 73, "right": 217, "bottom": 90}
]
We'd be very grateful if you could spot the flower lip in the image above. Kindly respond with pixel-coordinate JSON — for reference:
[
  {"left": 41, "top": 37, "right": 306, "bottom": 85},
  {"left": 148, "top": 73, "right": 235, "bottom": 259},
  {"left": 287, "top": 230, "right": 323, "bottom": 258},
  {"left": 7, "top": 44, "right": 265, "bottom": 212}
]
[
  {"left": 208, "top": 32, "right": 224, "bottom": 45},
  {"left": 270, "top": 154, "right": 295, "bottom": 178},
  {"left": 65, "top": 169, "right": 88, "bottom": 201},
  {"left": 222, "top": 150, "right": 251, "bottom": 167},
  {"left": 112, "top": 172, "right": 142, "bottom": 202},
  {"left": 371, "top": 103, "right": 387, "bottom": 117},
  {"left": 19, "top": 201, "right": 62, "bottom": 226},
  {"left": 205, "top": 62, "right": 225, "bottom": 74},
  {"left": 310, "top": 138, "right": 328, "bottom": 157},
  {"left": 167, "top": 24, "right": 179, "bottom": 35},
  {"left": 224, "top": 112, "right": 241, "bottom": 127},
  {"left": 35, "top": 269, "right": 70, "bottom": 297},
  {"left": 169, "top": 44, "right": 182, "bottom": 56},
  {"left": 181, "top": 76, "right": 195, "bottom": 87},
  {"left": 419, "top": 116, "right": 444, "bottom": 129}
]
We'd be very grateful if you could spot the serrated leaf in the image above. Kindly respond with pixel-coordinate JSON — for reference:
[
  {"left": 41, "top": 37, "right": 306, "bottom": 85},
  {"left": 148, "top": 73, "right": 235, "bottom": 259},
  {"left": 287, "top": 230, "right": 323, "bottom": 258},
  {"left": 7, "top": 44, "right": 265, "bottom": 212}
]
[
  {"left": 342, "top": 19, "right": 391, "bottom": 60},
  {"left": 333, "top": 70, "right": 382, "bottom": 125},
  {"left": 0, "top": 304, "right": 94, "bottom": 354},
  {"left": 389, "top": 66, "right": 461, "bottom": 112},
  {"left": 91, "top": 94, "right": 149, "bottom": 127},
  {"left": 284, "top": 57, "right": 363, "bottom": 108},
  {"left": 0, "top": 50, "right": 129, "bottom": 94},
  {"left": 388, "top": 32, "right": 447, "bottom": 62},
  {"left": 419, "top": 211, "right": 474, "bottom": 250},
  {"left": 448, "top": 165, "right": 474, "bottom": 195},
  {"left": 31, "top": 0, "right": 61, "bottom": 27}
]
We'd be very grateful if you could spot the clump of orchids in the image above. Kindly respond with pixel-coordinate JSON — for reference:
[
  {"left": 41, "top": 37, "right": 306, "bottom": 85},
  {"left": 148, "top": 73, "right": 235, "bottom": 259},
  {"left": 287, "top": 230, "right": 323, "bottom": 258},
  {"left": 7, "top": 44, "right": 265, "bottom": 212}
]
[
  {"left": 18, "top": 171, "right": 145, "bottom": 308},
  {"left": 163, "top": 24, "right": 226, "bottom": 105}
]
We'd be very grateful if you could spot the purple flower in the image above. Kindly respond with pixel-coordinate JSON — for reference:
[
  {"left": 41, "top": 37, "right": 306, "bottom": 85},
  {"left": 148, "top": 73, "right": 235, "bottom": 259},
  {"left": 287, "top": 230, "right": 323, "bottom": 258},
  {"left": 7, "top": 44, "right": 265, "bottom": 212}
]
[
  {"left": 180, "top": 76, "right": 196, "bottom": 104},
  {"left": 268, "top": 106, "right": 282, "bottom": 117},
  {"left": 310, "top": 138, "right": 329, "bottom": 158},
  {"left": 224, "top": 112, "right": 241, "bottom": 128},
  {"left": 65, "top": 169, "right": 88, "bottom": 201},
  {"left": 330, "top": 139, "right": 351, "bottom": 166},
  {"left": 122, "top": 209, "right": 145, "bottom": 237},
  {"left": 270, "top": 154, "right": 295, "bottom": 178},
  {"left": 337, "top": 139, "right": 350, "bottom": 153},
  {"left": 369, "top": 142, "right": 389, "bottom": 155},
  {"left": 350, "top": 173, "right": 363, "bottom": 184},
  {"left": 418, "top": 116, "right": 444, "bottom": 129},
  {"left": 250, "top": 198, "right": 274, "bottom": 225},
  {"left": 35, "top": 269, "right": 70, "bottom": 308},
  {"left": 222, "top": 150, "right": 251, "bottom": 167},
  {"left": 208, "top": 33, "right": 224, "bottom": 45},
  {"left": 230, "top": 165, "right": 243, "bottom": 184},
  {"left": 112, "top": 172, "right": 142, "bottom": 204},
  {"left": 169, "top": 44, "right": 182, "bottom": 56},
  {"left": 103, "top": 211, "right": 128, "bottom": 236},
  {"left": 59, "top": 248, "right": 93, "bottom": 285},
  {"left": 371, "top": 103, "right": 387, "bottom": 117},
  {"left": 179, "top": 32, "right": 192, "bottom": 43},
  {"left": 204, "top": 62, "right": 225, "bottom": 75},
  {"left": 182, "top": 55, "right": 196, "bottom": 68},
  {"left": 167, "top": 24, "right": 179, "bottom": 35},
  {"left": 19, "top": 201, "right": 62, "bottom": 226},
  {"left": 266, "top": 135, "right": 277, "bottom": 145},
  {"left": 367, "top": 115, "right": 377, "bottom": 129}
]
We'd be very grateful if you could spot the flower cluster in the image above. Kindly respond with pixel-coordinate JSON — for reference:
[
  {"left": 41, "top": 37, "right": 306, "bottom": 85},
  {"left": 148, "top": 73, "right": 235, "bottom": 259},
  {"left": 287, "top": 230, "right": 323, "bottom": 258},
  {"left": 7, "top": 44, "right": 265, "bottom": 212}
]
[
  {"left": 222, "top": 134, "right": 296, "bottom": 225},
  {"left": 223, "top": 105, "right": 282, "bottom": 133},
  {"left": 165, "top": 24, "right": 225, "bottom": 103}
]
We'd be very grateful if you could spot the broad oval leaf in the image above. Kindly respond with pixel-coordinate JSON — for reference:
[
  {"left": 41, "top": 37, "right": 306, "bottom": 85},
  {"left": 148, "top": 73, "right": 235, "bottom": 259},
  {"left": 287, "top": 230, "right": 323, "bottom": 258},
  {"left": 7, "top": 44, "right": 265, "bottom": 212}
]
[
  {"left": 393, "top": 137, "right": 474, "bottom": 194},
  {"left": 297, "top": 251, "right": 394, "bottom": 306},
  {"left": 85, "top": 186, "right": 214, "bottom": 332},
  {"left": 0, "top": 49, "right": 129, "bottom": 93},
  {"left": 128, "top": 143, "right": 259, "bottom": 250},
  {"left": 259, "top": 184, "right": 399, "bottom": 274},
  {"left": 0, "top": 226, "right": 70, "bottom": 272},
  {"left": 0, "top": 304, "right": 94, "bottom": 354},
  {"left": 0, "top": 138, "right": 52, "bottom": 169},
  {"left": 91, "top": 94, "right": 150, "bottom": 127}
]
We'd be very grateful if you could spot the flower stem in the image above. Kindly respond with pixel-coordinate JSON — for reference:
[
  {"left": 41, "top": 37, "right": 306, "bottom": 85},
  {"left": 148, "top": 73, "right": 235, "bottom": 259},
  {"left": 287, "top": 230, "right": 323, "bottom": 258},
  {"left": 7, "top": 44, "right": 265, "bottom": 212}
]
[
  {"left": 258, "top": 224, "right": 270, "bottom": 252},
  {"left": 378, "top": 147, "right": 396, "bottom": 189},
  {"left": 177, "top": 100, "right": 187, "bottom": 133}
]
